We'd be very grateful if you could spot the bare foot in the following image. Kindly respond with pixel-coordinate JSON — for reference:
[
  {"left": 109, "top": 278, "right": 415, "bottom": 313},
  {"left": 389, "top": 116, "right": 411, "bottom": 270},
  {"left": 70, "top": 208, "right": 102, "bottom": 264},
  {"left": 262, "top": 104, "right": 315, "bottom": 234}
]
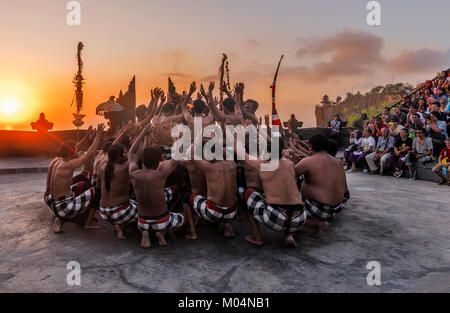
[
  {"left": 156, "top": 232, "right": 169, "bottom": 247},
  {"left": 140, "top": 231, "right": 151, "bottom": 249},
  {"left": 223, "top": 223, "right": 235, "bottom": 238},
  {"left": 84, "top": 221, "right": 102, "bottom": 229},
  {"left": 184, "top": 232, "right": 198, "bottom": 240},
  {"left": 244, "top": 235, "right": 263, "bottom": 246},
  {"left": 114, "top": 225, "right": 127, "bottom": 240},
  {"left": 283, "top": 234, "right": 297, "bottom": 248},
  {"left": 53, "top": 218, "right": 63, "bottom": 234},
  {"left": 311, "top": 221, "right": 329, "bottom": 238}
]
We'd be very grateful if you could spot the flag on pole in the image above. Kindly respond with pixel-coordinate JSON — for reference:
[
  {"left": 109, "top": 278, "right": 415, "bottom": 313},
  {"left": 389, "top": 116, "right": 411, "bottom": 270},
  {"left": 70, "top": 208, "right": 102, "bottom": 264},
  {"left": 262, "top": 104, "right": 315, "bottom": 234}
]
[{"left": 270, "top": 55, "right": 284, "bottom": 136}]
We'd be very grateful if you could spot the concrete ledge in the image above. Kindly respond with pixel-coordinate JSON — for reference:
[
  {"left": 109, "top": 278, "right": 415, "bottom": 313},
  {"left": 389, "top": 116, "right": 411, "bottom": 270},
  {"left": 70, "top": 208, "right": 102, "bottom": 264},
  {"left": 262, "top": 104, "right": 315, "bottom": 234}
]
[{"left": 0, "top": 167, "right": 48, "bottom": 174}]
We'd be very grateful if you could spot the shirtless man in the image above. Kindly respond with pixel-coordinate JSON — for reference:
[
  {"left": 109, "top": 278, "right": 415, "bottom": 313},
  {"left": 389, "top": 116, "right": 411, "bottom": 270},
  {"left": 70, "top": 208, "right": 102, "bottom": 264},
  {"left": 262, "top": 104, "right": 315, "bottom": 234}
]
[
  {"left": 182, "top": 82, "right": 215, "bottom": 133},
  {"left": 48, "top": 124, "right": 104, "bottom": 233},
  {"left": 129, "top": 126, "right": 196, "bottom": 248},
  {"left": 207, "top": 82, "right": 244, "bottom": 127},
  {"left": 184, "top": 144, "right": 238, "bottom": 238},
  {"left": 237, "top": 137, "right": 310, "bottom": 247},
  {"left": 98, "top": 144, "right": 137, "bottom": 240},
  {"left": 294, "top": 134, "right": 350, "bottom": 234}
]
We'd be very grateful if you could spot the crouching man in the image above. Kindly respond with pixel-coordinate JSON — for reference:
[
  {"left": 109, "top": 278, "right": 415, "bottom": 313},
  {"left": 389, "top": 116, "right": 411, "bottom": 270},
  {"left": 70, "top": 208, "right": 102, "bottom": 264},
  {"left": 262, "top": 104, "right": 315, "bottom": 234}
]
[
  {"left": 98, "top": 144, "right": 138, "bottom": 239},
  {"left": 129, "top": 126, "right": 196, "bottom": 248},
  {"left": 295, "top": 134, "right": 350, "bottom": 234},
  {"left": 237, "top": 136, "right": 309, "bottom": 247},
  {"left": 47, "top": 124, "right": 104, "bottom": 233}
]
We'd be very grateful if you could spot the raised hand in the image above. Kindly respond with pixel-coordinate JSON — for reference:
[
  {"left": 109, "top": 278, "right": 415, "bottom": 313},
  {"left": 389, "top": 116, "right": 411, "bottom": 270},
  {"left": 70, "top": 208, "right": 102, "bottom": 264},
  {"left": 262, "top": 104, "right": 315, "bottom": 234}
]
[
  {"left": 200, "top": 84, "right": 207, "bottom": 99},
  {"left": 208, "top": 81, "right": 215, "bottom": 94},
  {"left": 189, "top": 81, "right": 197, "bottom": 95}
]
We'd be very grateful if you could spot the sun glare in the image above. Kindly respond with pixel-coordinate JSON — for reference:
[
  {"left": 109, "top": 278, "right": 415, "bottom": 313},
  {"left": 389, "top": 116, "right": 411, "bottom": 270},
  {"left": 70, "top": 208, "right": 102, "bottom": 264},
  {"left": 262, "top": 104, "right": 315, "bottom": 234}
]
[
  {"left": 0, "top": 98, "right": 19, "bottom": 116},
  {"left": 0, "top": 80, "right": 38, "bottom": 126}
]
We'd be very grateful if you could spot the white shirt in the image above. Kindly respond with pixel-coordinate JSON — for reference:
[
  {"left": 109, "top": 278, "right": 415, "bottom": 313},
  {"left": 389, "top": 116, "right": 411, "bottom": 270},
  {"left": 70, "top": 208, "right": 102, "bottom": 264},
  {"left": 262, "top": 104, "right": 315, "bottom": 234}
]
[{"left": 361, "top": 136, "right": 376, "bottom": 152}]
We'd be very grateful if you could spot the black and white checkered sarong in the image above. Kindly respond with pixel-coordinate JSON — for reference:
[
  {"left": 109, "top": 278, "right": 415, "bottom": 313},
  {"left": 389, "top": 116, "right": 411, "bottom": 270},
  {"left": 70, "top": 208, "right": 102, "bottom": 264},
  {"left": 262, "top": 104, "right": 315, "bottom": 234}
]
[
  {"left": 50, "top": 187, "right": 95, "bottom": 219},
  {"left": 138, "top": 211, "right": 186, "bottom": 232},
  {"left": 244, "top": 188, "right": 307, "bottom": 232},
  {"left": 99, "top": 199, "right": 138, "bottom": 225},
  {"left": 303, "top": 192, "right": 350, "bottom": 221},
  {"left": 189, "top": 193, "right": 237, "bottom": 223}
]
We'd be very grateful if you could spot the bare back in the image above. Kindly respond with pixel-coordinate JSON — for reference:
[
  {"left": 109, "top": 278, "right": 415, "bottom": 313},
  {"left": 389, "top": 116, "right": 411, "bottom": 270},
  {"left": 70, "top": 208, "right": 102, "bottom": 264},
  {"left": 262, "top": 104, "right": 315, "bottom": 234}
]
[
  {"left": 99, "top": 161, "right": 131, "bottom": 207},
  {"left": 50, "top": 160, "right": 77, "bottom": 199},
  {"left": 259, "top": 158, "right": 302, "bottom": 205},
  {"left": 202, "top": 161, "right": 237, "bottom": 207},
  {"left": 295, "top": 152, "right": 348, "bottom": 206}
]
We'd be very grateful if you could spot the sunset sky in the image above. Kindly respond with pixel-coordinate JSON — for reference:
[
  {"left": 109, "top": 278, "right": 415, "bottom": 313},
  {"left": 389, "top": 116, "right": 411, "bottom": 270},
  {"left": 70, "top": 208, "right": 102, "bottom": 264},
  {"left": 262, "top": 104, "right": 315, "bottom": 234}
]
[{"left": 0, "top": 0, "right": 449, "bottom": 130}]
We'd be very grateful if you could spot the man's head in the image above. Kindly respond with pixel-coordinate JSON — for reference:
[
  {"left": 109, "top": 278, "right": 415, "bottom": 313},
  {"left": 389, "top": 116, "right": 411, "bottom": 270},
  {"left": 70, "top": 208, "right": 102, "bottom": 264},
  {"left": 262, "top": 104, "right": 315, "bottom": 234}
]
[
  {"left": 363, "top": 129, "right": 370, "bottom": 138},
  {"left": 383, "top": 107, "right": 390, "bottom": 114},
  {"left": 309, "top": 134, "right": 328, "bottom": 153},
  {"left": 391, "top": 116, "right": 399, "bottom": 125},
  {"left": 382, "top": 127, "right": 390, "bottom": 138},
  {"left": 375, "top": 116, "right": 382, "bottom": 126},
  {"left": 431, "top": 102, "right": 441, "bottom": 113},
  {"left": 39, "top": 113, "right": 45, "bottom": 119},
  {"left": 223, "top": 98, "right": 235, "bottom": 114},
  {"left": 192, "top": 99, "right": 206, "bottom": 115},
  {"left": 108, "top": 144, "right": 127, "bottom": 164},
  {"left": 399, "top": 128, "right": 408, "bottom": 139},
  {"left": 393, "top": 106, "right": 400, "bottom": 115},
  {"left": 135, "top": 105, "right": 147, "bottom": 121},
  {"left": 412, "top": 113, "right": 420, "bottom": 124},
  {"left": 430, "top": 111, "right": 440, "bottom": 123},
  {"left": 416, "top": 127, "right": 426, "bottom": 139},
  {"left": 162, "top": 102, "right": 176, "bottom": 115},
  {"left": 244, "top": 99, "right": 258, "bottom": 113},
  {"left": 142, "top": 147, "right": 162, "bottom": 170},
  {"left": 290, "top": 114, "right": 296, "bottom": 120},
  {"left": 57, "top": 140, "right": 77, "bottom": 160},
  {"left": 102, "top": 140, "right": 114, "bottom": 153}
]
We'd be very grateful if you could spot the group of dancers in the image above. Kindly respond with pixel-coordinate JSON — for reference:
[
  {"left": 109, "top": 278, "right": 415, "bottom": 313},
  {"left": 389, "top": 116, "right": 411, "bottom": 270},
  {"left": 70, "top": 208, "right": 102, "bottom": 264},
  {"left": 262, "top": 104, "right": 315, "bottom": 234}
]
[{"left": 44, "top": 81, "right": 349, "bottom": 248}]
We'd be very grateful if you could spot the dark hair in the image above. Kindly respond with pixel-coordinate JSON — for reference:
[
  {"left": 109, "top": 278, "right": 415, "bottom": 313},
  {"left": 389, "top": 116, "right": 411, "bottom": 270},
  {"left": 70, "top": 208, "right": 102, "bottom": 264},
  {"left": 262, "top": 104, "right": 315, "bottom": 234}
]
[
  {"left": 223, "top": 98, "right": 235, "bottom": 112},
  {"left": 416, "top": 127, "right": 426, "bottom": 134},
  {"left": 142, "top": 147, "right": 162, "bottom": 169},
  {"left": 102, "top": 140, "right": 114, "bottom": 153},
  {"left": 309, "top": 134, "right": 328, "bottom": 152},
  {"left": 412, "top": 113, "right": 420, "bottom": 118},
  {"left": 432, "top": 102, "right": 441, "bottom": 108},
  {"left": 105, "top": 144, "right": 125, "bottom": 192},
  {"left": 245, "top": 99, "right": 259, "bottom": 111},
  {"left": 326, "top": 140, "right": 338, "bottom": 157},
  {"left": 391, "top": 116, "right": 399, "bottom": 123},
  {"left": 136, "top": 105, "right": 147, "bottom": 117},
  {"left": 57, "top": 140, "right": 76, "bottom": 158},
  {"left": 193, "top": 99, "right": 205, "bottom": 114},
  {"left": 162, "top": 102, "right": 175, "bottom": 114},
  {"left": 429, "top": 111, "right": 440, "bottom": 119}
]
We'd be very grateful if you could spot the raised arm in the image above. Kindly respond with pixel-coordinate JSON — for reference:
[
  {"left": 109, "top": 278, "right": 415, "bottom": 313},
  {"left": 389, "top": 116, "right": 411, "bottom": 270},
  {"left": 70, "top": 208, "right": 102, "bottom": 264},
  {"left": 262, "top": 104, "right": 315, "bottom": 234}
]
[
  {"left": 128, "top": 125, "right": 151, "bottom": 174},
  {"left": 207, "top": 82, "right": 227, "bottom": 123},
  {"left": 67, "top": 124, "right": 105, "bottom": 170}
]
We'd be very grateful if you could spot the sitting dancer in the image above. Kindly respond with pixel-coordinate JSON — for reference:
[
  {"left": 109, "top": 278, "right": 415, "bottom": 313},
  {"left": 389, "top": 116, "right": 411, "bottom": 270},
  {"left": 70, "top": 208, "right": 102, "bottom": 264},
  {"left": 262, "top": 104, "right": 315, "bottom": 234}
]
[
  {"left": 98, "top": 144, "right": 138, "bottom": 239},
  {"left": 129, "top": 126, "right": 196, "bottom": 248},
  {"left": 236, "top": 136, "right": 310, "bottom": 247},
  {"left": 47, "top": 124, "right": 104, "bottom": 233},
  {"left": 294, "top": 134, "right": 349, "bottom": 230}
]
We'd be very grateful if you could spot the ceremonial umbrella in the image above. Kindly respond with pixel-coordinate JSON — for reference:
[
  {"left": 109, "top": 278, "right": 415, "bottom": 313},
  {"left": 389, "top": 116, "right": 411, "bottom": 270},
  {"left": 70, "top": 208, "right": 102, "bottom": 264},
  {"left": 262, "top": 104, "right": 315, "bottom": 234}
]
[{"left": 96, "top": 100, "right": 124, "bottom": 116}]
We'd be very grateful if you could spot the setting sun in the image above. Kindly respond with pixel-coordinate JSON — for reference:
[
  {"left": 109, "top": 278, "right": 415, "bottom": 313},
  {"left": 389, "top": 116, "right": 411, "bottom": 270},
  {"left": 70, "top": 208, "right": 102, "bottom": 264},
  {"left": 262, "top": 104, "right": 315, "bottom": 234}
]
[{"left": 0, "top": 98, "right": 19, "bottom": 116}]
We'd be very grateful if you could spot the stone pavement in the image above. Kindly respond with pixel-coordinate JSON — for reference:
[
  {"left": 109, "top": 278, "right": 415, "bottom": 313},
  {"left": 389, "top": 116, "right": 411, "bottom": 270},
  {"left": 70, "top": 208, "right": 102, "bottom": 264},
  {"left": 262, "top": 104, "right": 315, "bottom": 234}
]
[
  {"left": 0, "top": 171, "right": 449, "bottom": 293},
  {"left": 0, "top": 157, "right": 52, "bottom": 174}
]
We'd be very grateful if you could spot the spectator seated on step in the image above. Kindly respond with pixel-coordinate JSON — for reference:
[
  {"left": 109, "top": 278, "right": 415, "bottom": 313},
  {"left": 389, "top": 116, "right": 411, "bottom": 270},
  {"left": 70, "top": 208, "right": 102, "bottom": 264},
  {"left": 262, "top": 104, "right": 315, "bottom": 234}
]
[
  {"left": 329, "top": 114, "right": 342, "bottom": 137},
  {"left": 406, "top": 105, "right": 425, "bottom": 126},
  {"left": 347, "top": 129, "right": 376, "bottom": 172},
  {"left": 365, "top": 127, "right": 395, "bottom": 176},
  {"left": 425, "top": 111, "right": 448, "bottom": 156},
  {"left": 387, "top": 128, "right": 412, "bottom": 178},
  {"left": 370, "top": 116, "right": 388, "bottom": 140},
  {"left": 432, "top": 138, "right": 450, "bottom": 185},
  {"left": 343, "top": 130, "right": 362, "bottom": 170},
  {"left": 406, "top": 113, "right": 424, "bottom": 139},
  {"left": 405, "top": 128, "right": 433, "bottom": 180},
  {"left": 392, "top": 106, "right": 408, "bottom": 126},
  {"left": 389, "top": 116, "right": 404, "bottom": 138}
]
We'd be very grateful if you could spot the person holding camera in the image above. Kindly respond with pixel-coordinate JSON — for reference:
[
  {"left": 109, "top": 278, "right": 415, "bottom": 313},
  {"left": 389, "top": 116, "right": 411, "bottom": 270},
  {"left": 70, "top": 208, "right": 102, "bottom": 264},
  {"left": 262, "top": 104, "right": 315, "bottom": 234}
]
[{"left": 432, "top": 138, "right": 450, "bottom": 185}]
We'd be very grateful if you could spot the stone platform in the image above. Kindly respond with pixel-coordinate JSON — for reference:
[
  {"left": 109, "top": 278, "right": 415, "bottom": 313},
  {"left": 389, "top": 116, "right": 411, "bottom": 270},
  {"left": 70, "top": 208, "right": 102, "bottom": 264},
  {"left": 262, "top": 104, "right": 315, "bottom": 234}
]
[{"left": 0, "top": 172, "right": 448, "bottom": 293}]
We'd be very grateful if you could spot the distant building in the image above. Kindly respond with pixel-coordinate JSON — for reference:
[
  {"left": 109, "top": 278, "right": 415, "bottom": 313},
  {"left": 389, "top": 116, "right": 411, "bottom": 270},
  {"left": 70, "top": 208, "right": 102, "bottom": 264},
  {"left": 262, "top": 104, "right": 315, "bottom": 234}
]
[{"left": 31, "top": 113, "right": 53, "bottom": 132}]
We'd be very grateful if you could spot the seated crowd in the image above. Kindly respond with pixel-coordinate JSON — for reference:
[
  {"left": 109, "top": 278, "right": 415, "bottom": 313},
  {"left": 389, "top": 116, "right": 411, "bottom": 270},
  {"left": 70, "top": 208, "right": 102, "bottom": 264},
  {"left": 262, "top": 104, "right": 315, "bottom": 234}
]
[{"left": 343, "top": 71, "right": 450, "bottom": 185}]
